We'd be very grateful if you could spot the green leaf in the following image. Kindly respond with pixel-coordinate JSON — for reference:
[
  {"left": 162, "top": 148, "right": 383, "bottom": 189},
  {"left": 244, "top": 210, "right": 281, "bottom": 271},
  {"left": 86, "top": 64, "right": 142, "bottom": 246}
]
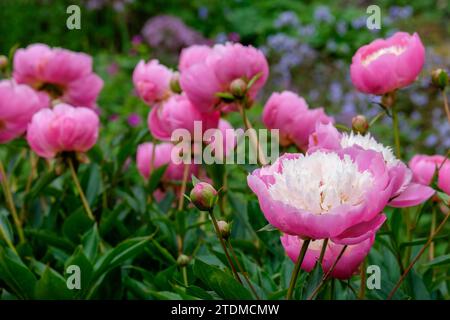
[
  {"left": 257, "top": 223, "right": 277, "bottom": 232},
  {"left": 191, "top": 174, "right": 201, "bottom": 187},
  {"left": 193, "top": 259, "right": 253, "bottom": 300},
  {"left": 0, "top": 247, "right": 37, "bottom": 299},
  {"left": 0, "top": 209, "right": 13, "bottom": 245},
  {"left": 437, "top": 191, "right": 449, "bottom": 204},
  {"left": 34, "top": 266, "right": 74, "bottom": 300},
  {"left": 82, "top": 224, "right": 100, "bottom": 262},
  {"left": 148, "top": 164, "right": 168, "bottom": 194},
  {"left": 63, "top": 210, "right": 95, "bottom": 243},
  {"left": 24, "top": 229, "right": 75, "bottom": 251},
  {"left": 424, "top": 254, "right": 450, "bottom": 268},
  {"left": 246, "top": 72, "right": 262, "bottom": 91},
  {"left": 85, "top": 164, "right": 102, "bottom": 206},
  {"left": 25, "top": 170, "right": 57, "bottom": 201},
  {"left": 302, "top": 262, "right": 324, "bottom": 299},
  {"left": 65, "top": 246, "right": 94, "bottom": 298},
  {"left": 215, "top": 92, "right": 235, "bottom": 101}
]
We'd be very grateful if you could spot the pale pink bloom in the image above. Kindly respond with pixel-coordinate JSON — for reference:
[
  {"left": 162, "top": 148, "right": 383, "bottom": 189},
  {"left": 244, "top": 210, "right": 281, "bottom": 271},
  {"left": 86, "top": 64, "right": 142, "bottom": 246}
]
[
  {"left": 132, "top": 59, "right": 173, "bottom": 106},
  {"left": 147, "top": 94, "right": 220, "bottom": 141},
  {"left": 248, "top": 148, "right": 391, "bottom": 245},
  {"left": 180, "top": 42, "right": 269, "bottom": 112},
  {"left": 136, "top": 142, "right": 198, "bottom": 181},
  {"left": 13, "top": 44, "right": 103, "bottom": 108},
  {"left": 409, "top": 155, "right": 450, "bottom": 195},
  {"left": 281, "top": 233, "right": 375, "bottom": 279},
  {"left": 350, "top": 32, "right": 425, "bottom": 95},
  {"left": 262, "top": 91, "right": 333, "bottom": 151},
  {"left": 0, "top": 80, "right": 48, "bottom": 143},
  {"left": 178, "top": 45, "right": 212, "bottom": 72},
  {"left": 308, "top": 123, "right": 435, "bottom": 207},
  {"left": 27, "top": 103, "right": 99, "bottom": 158}
]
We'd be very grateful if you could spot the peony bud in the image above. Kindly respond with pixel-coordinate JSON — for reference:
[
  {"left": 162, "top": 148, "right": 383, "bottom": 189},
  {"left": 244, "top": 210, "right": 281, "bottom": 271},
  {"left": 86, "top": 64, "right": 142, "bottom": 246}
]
[
  {"left": 229, "top": 78, "right": 247, "bottom": 98},
  {"left": 190, "top": 182, "right": 218, "bottom": 211},
  {"left": 177, "top": 254, "right": 190, "bottom": 267},
  {"left": 170, "top": 72, "right": 182, "bottom": 94},
  {"left": 431, "top": 68, "right": 448, "bottom": 90},
  {"left": 352, "top": 115, "right": 369, "bottom": 135},
  {"left": 0, "top": 55, "right": 8, "bottom": 71},
  {"left": 217, "top": 220, "right": 231, "bottom": 239}
]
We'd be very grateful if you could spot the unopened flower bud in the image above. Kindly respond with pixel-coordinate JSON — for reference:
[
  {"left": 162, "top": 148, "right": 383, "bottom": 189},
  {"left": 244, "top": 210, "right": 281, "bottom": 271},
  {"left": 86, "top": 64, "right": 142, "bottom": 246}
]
[
  {"left": 381, "top": 91, "right": 396, "bottom": 108},
  {"left": 217, "top": 220, "right": 231, "bottom": 239},
  {"left": 170, "top": 72, "right": 182, "bottom": 94},
  {"left": 190, "top": 182, "right": 218, "bottom": 211},
  {"left": 352, "top": 115, "right": 369, "bottom": 135},
  {"left": 177, "top": 254, "right": 190, "bottom": 267},
  {"left": 0, "top": 55, "right": 7, "bottom": 70},
  {"left": 229, "top": 78, "right": 247, "bottom": 98},
  {"left": 431, "top": 68, "right": 448, "bottom": 90}
]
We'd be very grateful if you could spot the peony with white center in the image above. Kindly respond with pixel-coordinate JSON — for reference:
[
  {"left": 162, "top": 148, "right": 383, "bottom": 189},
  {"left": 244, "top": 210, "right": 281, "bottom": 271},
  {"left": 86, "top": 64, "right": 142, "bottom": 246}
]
[
  {"left": 268, "top": 151, "right": 374, "bottom": 215},
  {"left": 340, "top": 132, "right": 399, "bottom": 167},
  {"left": 362, "top": 45, "right": 406, "bottom": 67}
]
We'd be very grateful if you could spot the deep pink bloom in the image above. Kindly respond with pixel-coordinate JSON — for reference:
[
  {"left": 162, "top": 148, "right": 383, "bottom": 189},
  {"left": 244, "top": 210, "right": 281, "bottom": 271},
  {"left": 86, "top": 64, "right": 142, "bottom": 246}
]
[
  {"left": 136, "top": 142, "right": 197, "bottom": 181},
  {"left": 350, "top": 32, "right": 425, "bottom": 95},
  {"left": 27, "top": 103, "right": 99, "bottom": 158},
  {"left": 0, "top": 80, "right": 48, "bottom": 143},
  {"left": 308, "top": 123, "right": 435, "bottom": 207},
  {"left": 281, "top": 233, "right": 375, "bottom": 279},
  {"left": 180, "top": 42, "right": 269, "bottom": 112},
  {"left": 147, "top": 94, "right": 220, "bottom": 141},
  {"left": 178, "top": 45, "right": 212, "bottom": 72},
  {"left": 248, "top": 148, "right": 391, "bottom": 245},
  {"left": 409, "top": 155, "right": 450, "bottom": 195},
  {"left": 127, "top": 113, "right": 142, "bottom": 127},
  {"left": 262, "top": 91, "right": 333, "bottom": 151},
  {"left": 13, "top": 44, "right": 103, "bottom": 108},
  {"left": 132, "top": 59, "right": 173, "bottom": 106}
]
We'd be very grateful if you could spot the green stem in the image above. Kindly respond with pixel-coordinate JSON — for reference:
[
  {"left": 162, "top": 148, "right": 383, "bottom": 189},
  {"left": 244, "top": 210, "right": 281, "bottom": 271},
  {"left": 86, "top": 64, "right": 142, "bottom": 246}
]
[
  {"left": 442, "top": 89, "right": 450, "bottom": 124},
  {"left": 308, "top": 245, "right": 347, "bottom": 300},
  {"left": 392, "top": 105, "right": 401, "bottom": 159},
  {"left": 359, "top": 257, "right": 367, "bottom": 300},
  {"left": 388, "top": 210, "right": 450, "bottom": 299},
  {"left": 182, "top": 266, "right": 188, "bottom": 287},
  {"left": 318, "top": 238, "right": 329, "bottom": 264},
  {"left": 369, "top": 111, "right": 386, "bottom": 127},
  {"left": 227, "top": 239, "right": 260, "bottom": 299},
  {"left": 67, "top": 157, "right": 95, "bottom": 221},
  {"left": 286, "top": 238, "right": 311, "bottom": 300},
  {"left": 0, "top": 159, "right": 25, "bottom": 243},
  {"left": 208, "top": 209, "right": 242, "bottom": 284}
]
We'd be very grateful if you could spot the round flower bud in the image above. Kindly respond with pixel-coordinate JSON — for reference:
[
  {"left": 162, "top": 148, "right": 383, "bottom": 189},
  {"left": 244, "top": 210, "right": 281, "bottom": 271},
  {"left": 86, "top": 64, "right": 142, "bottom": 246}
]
[
  {"left": 190, "top": 182, "right": 218, "bottom": 211},
  {"left": 352, "top": 115, "right": 369, "bottom": 135},
  {"left": 229, "top": 78, "right": 247, "bottom": 98},
  {"left": 217, "top": 220, "right": 231, "bottom": 240},
  {"left": 0, "top": 55, "right": 8, "bottom": 70},
  {"left": 431, "top": 68, "right": 448, "bottom": 90},
  {"left": 177, "top": 254, "right": 190, "bottom": 267},
  {"left": 170, "top": 72, "right": 182, "bottom": 94}
]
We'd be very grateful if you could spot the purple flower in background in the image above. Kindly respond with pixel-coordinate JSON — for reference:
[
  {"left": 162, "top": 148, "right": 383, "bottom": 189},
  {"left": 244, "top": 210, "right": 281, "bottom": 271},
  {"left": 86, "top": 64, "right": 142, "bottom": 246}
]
[
  {"left": 141, "top": 15, "right": 207, "bottom": 51},
  {"left": 351, "top": 16, "right": 366, "bottom": 29},
  {"left": 336, "top": 21, "right": 347, "bottom": 36},
  {"left": 109, "top": 114, "right": 119, "bottom": 122},
  {"left": 298, "top": 24, "right": 316, "bottom": 37},
  {"left": 228, "top": 32, "right": 241, "bottom": 42},
  {"left": 274, "top": 11, "right": 300, "bottom": 28},
  {"left": 127, "top": 113, "right": 142, "bottom": 127},
  {"left": 132, "top": 35, "right": 143, "bottom": 46},
  {"left": 314, "top": 5, "right": 334, "bottom": 23},
  {"left": 389, "top": 6, "right": 413, "bottom": 20},
  {"left": 84, "top": 0, "right": 133, "bottom": 12},
  {"left": 198, "top": 6, "right": 209, "bottom": 20},
  {"left": 410, "top": 92, "right": 429, "bottom": 107}
]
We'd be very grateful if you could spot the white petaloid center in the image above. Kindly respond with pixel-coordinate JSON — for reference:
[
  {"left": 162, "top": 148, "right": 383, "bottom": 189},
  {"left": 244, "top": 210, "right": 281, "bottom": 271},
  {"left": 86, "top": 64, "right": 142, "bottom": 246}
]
[
  {"left": 340, "top": 132, "right": 399, "bottom": 167},
  {"left": 362, "top": 46, "right": 406, "bottom": 66},
  {"left": 268, "top": 152, "right": 373, "bottom": 215}
]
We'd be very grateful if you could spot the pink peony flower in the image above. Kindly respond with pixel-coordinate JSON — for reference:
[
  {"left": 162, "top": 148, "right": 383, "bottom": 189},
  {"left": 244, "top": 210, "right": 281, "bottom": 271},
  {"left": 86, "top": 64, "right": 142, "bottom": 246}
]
[
  {"left": 308, "top": 123, "right": 435, "bottom": 207},
  {"left": 136, "top": 142, "right": 198, "bottom": 181},
  {"left": 13, "top": 44, "right": 103, "bottom": 108},
  {"left": 147, "top": 94, "right": 220, "bottom": 141},
  {"left": 180, "top": 42, "right": 269, "bottom": 112},
  {"left": 248, "top": 148, "right": 391, "bottom": 245},
  {"left": 178, "top": 45, "right": 212, "bottom": 72},
  {"left": 350, "top": 32, "right": 425, "bottom": 95},
  {"left": 262, "top": 91, "right": 333, "bottom": 150},
  {"left": 0, "top": 80, "right": 48, "bottom": 143},
  {"left": 27, "top": 103, "right": 99, "bottom": 158},
  {"left": 409, "top": 155, "right": 450, "bottom": 195},
  {"left": 132, "top": 59, "right": 173, "bottom": 106},
  {"left": 204, "top": 118, "right": 237, "bottom": 161},
  {"left": 281, "top": 233, "right": 375, "bottom": 279}
]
